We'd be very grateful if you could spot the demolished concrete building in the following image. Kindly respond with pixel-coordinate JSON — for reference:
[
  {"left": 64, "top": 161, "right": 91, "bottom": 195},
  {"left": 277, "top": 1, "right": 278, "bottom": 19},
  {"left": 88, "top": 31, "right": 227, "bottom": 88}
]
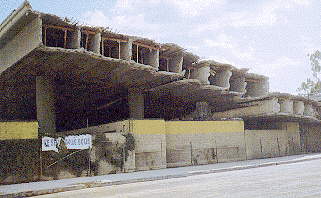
[{"left": 0, "top": 1, "right": 320, "bottom": 184}]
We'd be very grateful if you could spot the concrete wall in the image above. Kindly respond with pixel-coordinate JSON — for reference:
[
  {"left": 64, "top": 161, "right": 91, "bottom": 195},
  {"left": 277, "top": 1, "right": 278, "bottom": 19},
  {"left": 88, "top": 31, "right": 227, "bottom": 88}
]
[
  {"left": 0, "top": 121, "right": 38, "bottom": 140},
  {"left": 165, "top": 120, "right": 246, "bottom": 167},
  {"left": 130, "top": 120, "right": 167, "bottom": 171},
  {"left": 60, "top": 120, "right": 135, "bottom": 174},
  {"left": 0, "top": 17, "right": 42, "bottom": 73},
  {"left": 245, "top": 122, "right": 301, "bottom": 159},
  {"left": 300, "top": 123, "right": 321, "bottom": 152}
]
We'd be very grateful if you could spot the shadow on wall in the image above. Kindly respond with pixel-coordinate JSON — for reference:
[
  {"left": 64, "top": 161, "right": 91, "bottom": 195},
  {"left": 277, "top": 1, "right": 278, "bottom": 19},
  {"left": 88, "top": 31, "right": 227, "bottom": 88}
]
[{"left": 0, "top": 133, "right": 135, "bottom": 184}]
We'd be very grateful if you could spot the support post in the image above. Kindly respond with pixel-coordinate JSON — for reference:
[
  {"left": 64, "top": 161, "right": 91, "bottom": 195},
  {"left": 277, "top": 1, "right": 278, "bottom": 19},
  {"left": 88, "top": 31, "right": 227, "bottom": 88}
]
[
  {"left": 70, "top": 27, "right": 81, "bottom": 49},
  {"left": 128, "top": 89, "right": 144, "bottom": 119},
  {"left": 36, "top": 76, "right": 56, "bottom": 134}
]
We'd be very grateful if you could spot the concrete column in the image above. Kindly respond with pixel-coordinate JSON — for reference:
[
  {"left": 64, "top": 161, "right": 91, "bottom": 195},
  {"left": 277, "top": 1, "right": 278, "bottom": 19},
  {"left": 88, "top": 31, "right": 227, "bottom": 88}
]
[
  {"left": 190, "top": 66, "right": 210, "bottom": 85},
  {"left": 36, "top": 76, "right": 56, "bottom": 134},
  {"left": 212, "top": 70, "right": 232, "bottom": 89},
  {"left": 146, "top": 49, "right": 159, "bottom": 69},
  {"left": 70, "top": 27, "right": 81, "bottom": 49},
  {"left": 278, "top": 99, "right": 294, "bottom": 114},
  {"left": 89, "top": 32, "right": 101, "bottom": 54},
  {"left": 293, "top": 101, "right": 304, "bottom": 115},
  {"left": 120, "top": 39, "right": 133, "bottom": 61},
  {"left": 230, "top": 76, "right": 247, "bottom": 93},
  {"left": 245, "top": 79, "right": 269, "bottom": 97},
  {"left": 169, "top": 52, "right": 183, "bottom": 73},
  {"left": 194, "top": 101, "right": 210, "bottom": 120},
  {"left": 304, "top": 103, "right": 314, "bottom": 116},
  {"left": 128, "top": 89, "right": 144, "bottom": 119}
]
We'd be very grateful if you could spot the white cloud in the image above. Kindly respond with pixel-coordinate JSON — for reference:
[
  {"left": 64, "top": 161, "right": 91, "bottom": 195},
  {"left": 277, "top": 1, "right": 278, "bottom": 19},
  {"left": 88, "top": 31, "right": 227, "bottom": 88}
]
[
  {"left": 83, "top": 10, "right": 109, "bottom": 27},
  {"left": 193, "top": 0, "right": 312, "bottom": 34},
  {"left": 166, "top": 0, "right": 226, "bottom": 17},
  {"left": 204, "top": 33, "right": 255, "bottom": 62}
]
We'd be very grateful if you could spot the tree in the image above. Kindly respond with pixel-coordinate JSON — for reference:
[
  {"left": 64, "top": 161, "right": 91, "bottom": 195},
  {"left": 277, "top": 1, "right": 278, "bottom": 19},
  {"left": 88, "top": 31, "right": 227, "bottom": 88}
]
[{"left": 297, "top": 50, "right": 321, "bottom": 97}]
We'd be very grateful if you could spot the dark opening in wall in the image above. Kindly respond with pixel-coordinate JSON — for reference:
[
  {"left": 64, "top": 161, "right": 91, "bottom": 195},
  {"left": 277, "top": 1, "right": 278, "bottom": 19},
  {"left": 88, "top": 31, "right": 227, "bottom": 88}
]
[
  {"left": 159, "top": 58, "right": 169, "bottom": 71},
  {"left": 101, "top": 39, "right": 120, "bottom": 59},
  {"left": 132, "top": 44, "right": 151, "bottom": 65},
  {"left": 244, "top": 120, "right": 281, "bottom": 130},
  {"left": 132, "top": 44, "right": 138, "bottom": 62},
  {"left": 43, "top": 25, "right": 73, "bottom": 48},
  {"left": 80, "top": 31, "right": 94, "bottom": 50}
]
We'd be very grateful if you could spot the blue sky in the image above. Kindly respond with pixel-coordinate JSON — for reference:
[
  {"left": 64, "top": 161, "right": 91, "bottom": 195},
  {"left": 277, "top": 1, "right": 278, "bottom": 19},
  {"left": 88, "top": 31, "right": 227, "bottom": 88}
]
[{"left": 1, "top": 0, "right": 320, "bottom": 94}]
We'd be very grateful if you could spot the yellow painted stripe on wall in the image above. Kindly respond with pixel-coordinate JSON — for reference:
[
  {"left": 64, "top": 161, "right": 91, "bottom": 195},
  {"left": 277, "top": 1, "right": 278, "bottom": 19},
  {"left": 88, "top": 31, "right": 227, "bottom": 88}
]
[
  {"left": 0, "top": 121, "right": 38, "bottom": 140},
  {"left": 131, "top": 120, "right": 166, "bottom": 134},
  {"left": 165, "top": 120, "right": 244, "bottom": 134}
]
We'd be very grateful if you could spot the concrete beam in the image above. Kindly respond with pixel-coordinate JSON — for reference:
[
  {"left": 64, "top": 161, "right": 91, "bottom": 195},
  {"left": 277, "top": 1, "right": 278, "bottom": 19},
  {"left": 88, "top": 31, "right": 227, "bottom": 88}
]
[
  {"left": 278, "top": 98, "right": 294, "bottom": 114},
  {"left": 190, "top": 66, "right": 210, "bottom": 85},
  {"left": 120, "top": 39, "right": 133, "bottom": 61},
  {"left": 211, "top": 70, "right": 232, "bottom": 89},
  {"left": 304, "top": 103, "right": 314, "bottom": 116},
  {"left": 230, "top": 76, "right": 247, "bottom": 93},
  {"left": 69, "top": 27, "right": 81, "bottom": 49},
  {"left": 89, "top": 32, "right": 101, "bottom": 54},
  {"left": 36, "top": 76, "right": 56, "bottom": 134},
  {"left": 293, "top": 101, "right": 304, "bottom": 115},
  {"left": 146, "top": 49, "right": 159, "bottom": 69},
  {"left": 169, "top": 52, "right": 183, "bottom": 73},
  {"left": 194, "top": 101, "right": 210, "bottom": 120},
  {"left": 245, "top": 79, "right": 269, "bottom": 97},
  {"left": 128, "top": 89, "right": 144, "bottom": 119}
]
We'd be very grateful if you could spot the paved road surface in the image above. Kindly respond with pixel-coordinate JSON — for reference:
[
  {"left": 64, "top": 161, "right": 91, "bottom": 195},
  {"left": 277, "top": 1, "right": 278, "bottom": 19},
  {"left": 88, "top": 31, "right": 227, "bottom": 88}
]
[{"left": 36, "top": 159, "right": 321, "bottom": 198}]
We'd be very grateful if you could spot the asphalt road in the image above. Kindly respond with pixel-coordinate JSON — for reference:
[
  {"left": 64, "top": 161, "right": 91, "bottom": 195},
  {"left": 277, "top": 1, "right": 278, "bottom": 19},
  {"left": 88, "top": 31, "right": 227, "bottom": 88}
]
[{"left": 35, "top": 159, "right": 321, "bottom": 198}]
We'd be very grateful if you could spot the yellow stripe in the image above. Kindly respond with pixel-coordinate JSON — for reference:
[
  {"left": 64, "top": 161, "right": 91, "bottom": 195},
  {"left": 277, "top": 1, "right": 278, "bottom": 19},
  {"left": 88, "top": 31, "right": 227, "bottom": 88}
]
[
  {"left": 0, "top": 121, "right": 38, "bottom": 140},
  {"left": 131, "top": 120, "right": 166, "bottom": 134},
  {"left": 165, "top": 121, "right": 244, "bottom": 134}
]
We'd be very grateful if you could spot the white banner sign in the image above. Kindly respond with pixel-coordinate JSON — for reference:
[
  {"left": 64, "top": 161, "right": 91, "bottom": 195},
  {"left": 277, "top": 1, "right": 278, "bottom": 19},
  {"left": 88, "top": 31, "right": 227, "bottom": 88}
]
[
  {"left": 64, "top": 134, "right": 92, "bottom": 150},
  {"left": 42, "top": 136, "right": 62, "bottom": 152},
  {"left": 41, "top": 134, "right": 92, "bottom": 152}
]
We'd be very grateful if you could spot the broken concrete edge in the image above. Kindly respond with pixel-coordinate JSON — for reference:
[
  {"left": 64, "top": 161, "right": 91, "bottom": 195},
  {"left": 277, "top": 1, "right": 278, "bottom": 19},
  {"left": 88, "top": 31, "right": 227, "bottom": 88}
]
[{"left": 4, "top": 155, "right": 321, "bottom": 198}]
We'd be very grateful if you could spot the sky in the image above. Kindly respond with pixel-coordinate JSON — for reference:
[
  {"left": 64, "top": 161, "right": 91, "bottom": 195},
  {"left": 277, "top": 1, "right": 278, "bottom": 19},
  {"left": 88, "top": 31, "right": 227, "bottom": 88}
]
[{"left": 1, "top": 0, "right": 320, "bottom": 94}]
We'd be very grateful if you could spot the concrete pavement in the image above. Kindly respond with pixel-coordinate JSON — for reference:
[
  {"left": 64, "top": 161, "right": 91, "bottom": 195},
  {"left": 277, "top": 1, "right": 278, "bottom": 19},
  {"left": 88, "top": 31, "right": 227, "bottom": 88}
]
[
  {"left": 1, "top": 153, "right": 321, "bottom": 197},
  {"left": 36, "top": 158, "right": 321, "bottom": 198}
]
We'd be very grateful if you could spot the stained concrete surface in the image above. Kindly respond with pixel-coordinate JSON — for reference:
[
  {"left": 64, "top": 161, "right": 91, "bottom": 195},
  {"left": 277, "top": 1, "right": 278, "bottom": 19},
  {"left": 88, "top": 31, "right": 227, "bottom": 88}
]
[{"left": 35, "top": 157, "right": 321, "bottom": 198}]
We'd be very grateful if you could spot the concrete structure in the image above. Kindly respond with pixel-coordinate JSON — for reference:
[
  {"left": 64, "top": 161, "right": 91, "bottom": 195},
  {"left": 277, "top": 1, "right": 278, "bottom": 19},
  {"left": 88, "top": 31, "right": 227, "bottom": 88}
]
[{"left": 0, "top": 1, "right": 320, "bottom": 184}]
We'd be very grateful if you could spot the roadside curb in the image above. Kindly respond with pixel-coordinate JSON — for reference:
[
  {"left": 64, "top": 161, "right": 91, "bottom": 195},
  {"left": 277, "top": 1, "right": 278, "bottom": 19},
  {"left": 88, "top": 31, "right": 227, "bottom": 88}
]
[{"left": 5, "top": 156, "right": 321, "bottom": 197}]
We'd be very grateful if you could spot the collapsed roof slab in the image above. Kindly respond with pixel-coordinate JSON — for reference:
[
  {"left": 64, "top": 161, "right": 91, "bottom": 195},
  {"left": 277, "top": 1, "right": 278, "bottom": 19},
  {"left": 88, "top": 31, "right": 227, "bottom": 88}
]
[
  {"left": 1, "top": 45, "right": 183, "bottom": 89},
  {"left": 242, "top": 113, "right": 321, "bottom": 124},
  {"left": 212, "top": 95, "right": 321, "bottom": 123},
  {"left": 148, "top": 79, "right": 242, "bottom": 105},
  {"left": 0, "top": 45, "right": 184, "bottom": 114}
]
